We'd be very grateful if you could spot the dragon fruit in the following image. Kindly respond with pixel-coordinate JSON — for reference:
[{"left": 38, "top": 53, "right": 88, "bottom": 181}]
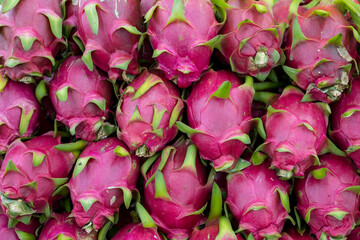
[
  {"left": 295, "top": 154, "right": 360, "bottom": 239},
  {"left": 60, "top": 0, "right": 81, "bottom": 55},
  {"left": 217, "top": 0, "right": 285, "bottom": 81},
  {"left": 348, "top": 226, "right": 360, "bottom": 240},
  {"left": 226, "top": 161, "right": 292, "bottom": 240},
  {"left": 254, "top": 86, "right": 337, "bottom": 178},
  {"left": 189, "top": 183, "right": 239, "bottom": 240},
  {"left": 38, "top": 213, "right": 98, "bottom": 240},
  {"left": 283, "top": 1, "right": 359, "bottom": 103},
  {"left": 112, "top": 203, "right": 163, "bottom": 240},
  {"left": 48, "top": 56, "right": 114, "bottom": 142},
  {"left": 0, "top": 75, "right": 39, "bottom": 153},
  {"left": 330, "top": 77, "right": 360, "bottom": 169},
  {"left": 142, "top": 137, "right": 215, "bottom": 239},
  {"left": 177, "top": 70, "right": 254, "bottom": 171},
  {"left": 75, "top": 0, "right": 142, "bottom": 81},
  {"left": 0, "top": 0, "right": 65, "bottom": 82},
  {"left": 68, "top": 137, "right": 139, "bottom": 232},
  {"left": 0, "top": 132, "right": 76, "bottom": 223},
  {"left": 116, "top": 69, "right": 184, "bottom": 157},
  {"left": 145, "top": 0, "right": 222, "bottom": 88},
  {"left": 0, "top": 213, "right": 40, "bottom": 239}
]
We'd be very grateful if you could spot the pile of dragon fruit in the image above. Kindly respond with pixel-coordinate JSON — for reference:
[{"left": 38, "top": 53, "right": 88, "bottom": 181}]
[{"left": 2, "top": 0, "right": 360, "bottom": 239}]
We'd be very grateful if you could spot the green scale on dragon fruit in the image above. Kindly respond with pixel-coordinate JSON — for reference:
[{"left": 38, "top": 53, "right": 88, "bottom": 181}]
[
  {"left": 38, "top": 212, "right": 98, "bottom": 240},
  {"left": 142, "top": 137, "right": 215, "bottom": 240},
  {"left": 190, "top": 182, "right": 243, "bottom": 240},
  {"left": 226, "top": 160, "right": 293, "bottom": 240},
  {"left": 74, "top": 0, "right": 142, "bottom": 81},
  {"left": 0, "top": 0, "right": 65, "bottom": 82},
  {"left": 112, "top": 202, "right": 163, "bottom": 240},
  {"left": 295, "top": 154, "right": 360, "bottom": 239},
  {"left": 217, "top": 0, "right": 285, "bottom": 81},
  {"left": 282, "top": 0, "right": 360, "bottom": 103},
  {"left": 67, "top": 137, "right": 139, "bottom": 232},
  {"left": 0, "top": 132, "right": 76, "bottom": 224},
  {"left": 145, "top": 0, "right": 224, "bottom": 88},
  {"left": 116, "top": 69, "right": 184, "bottom": 158},
  {"left": 252, "top": 85, "right": 345, "bottom": 179},
  {"left": 46, "top": 56, "right": 115, "bottom": 142},
  {"left": 177, "top": 70, "right": 258, "bottom": 172},
  {"left": 0, "top": 75, "right": 39, "bottom": 154},
  {"left": 0, "top": 213, "right": 40, "bottom": 240}
]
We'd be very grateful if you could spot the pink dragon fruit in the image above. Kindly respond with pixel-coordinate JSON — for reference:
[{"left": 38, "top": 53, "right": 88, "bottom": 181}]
[
  {"left": 348, "top": 226, "right": 360, "bottom": 240},
  {"left": 60, "top": 0, "right": 81, "bottom": 55},
  {"left": 177, "top": 70, "right": 254, "bottom": 171},
  {"left": 0, "top": 132, "right": 76, "bottom": 223},
  {"left": 189, "top": 183, "right": 239, "bottom": 240},
  {"left": 68, "top": 137, "right": 139, "bottom": 232},
  {"left": 142, "top": 137, "right": 215, "bottom": 239},
  {"left": 0, "top": 75, "right": 39, "bottom": 153},
  {"left": 283, "top": 1, "right": 359, "bottom": 103},
  {"left": 295, "top": 154, "right": 360, "bottom": 239},
  {"left": 0, "top": 213, "right": 40, "bottom": 239},
  {"left": 226, "top": 161, "right": 292, "bottom": 240},
  {"left": 280, "top": 228, "right": 315, "bottom": 240},
  {"left": 330, "top": 77, "right": 360, "bottom": 169},
  {"left": 217, "top": 0, "right": 285, "bottom": 81},
  {"left": 38, "top": 213, "right": 98, "bottom": 240},
  {"left": 254, "top": 86, "right": 340, "bottom": 179},
  {"left": 112, "top": 203, "right": 163, "bottom": 240},
  {"left": 75, "top": 0, "right": 142, "bottom": 81},
  {"left": 0, "top": 0, "right": 65, "bottom": 82},
  {"left": 116, "top": 69, "right": 184, "bottom": 157},
  {"left": 48, "top": 56, "right": 114, "bottom": 142},
  {"left": 145, "top": 0, "right": 222, "bottom": 88}
]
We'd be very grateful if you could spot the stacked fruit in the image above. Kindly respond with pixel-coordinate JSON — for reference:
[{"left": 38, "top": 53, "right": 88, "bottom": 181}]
[{"left": 1, "top": 0, "right": 360, "bottom": 239}]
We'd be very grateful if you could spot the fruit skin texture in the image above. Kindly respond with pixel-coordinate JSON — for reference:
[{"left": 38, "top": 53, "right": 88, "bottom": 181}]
[
  {"left": 178, "top": 70, "right": 254, "bottom": 171},
  {"left": 0, "top": 0, "right": 65, "bottom": 81},
  {"left": 68, "top": 137, "right": 139, "bottom": 231},
  {"left": 112, "top": 223, "right": 164, "bottom": 240},
  {"left": 295, "top": 154, "right": 360, "bottom": 239},
  {"left": 330, "top": 77, "right": 360, "bottom": 169},
  {"left": 218, "top": 0, "right": 284, "bottom": 81},
  {"left": 49, "top": 56, "right": 113, "bottom": 142},
  {"left": 0, "top": 213, "right": 40, "bottom": 239},
  {"left": 0, "top": 132, "right": 76, "bottom": 221},
  {"left": 146, "top": 0, "right": 221, "bottom": 88},
  {"left": 142, "top": 138, "right": 214, "bottom": 240},
  {"left": 0, "top": 76, "right": 39, "bottom": 153},
  {"left": 116, "top": 69, "right": 184, "bottom": 157},
  {"left": 348, "top": 226, "right": 360, "bottom": 240},
  {"left": 226, "top": 161, "right": 291, "bottom": 240},
  {"left": 260, "top": 86, "right": 329, "bottom": 178},
  {"left": 75, "top": 0, "right": 142, "bottom": 81},
  {"left": 38, "top": 213, "right": 98, "bottom": 240},
  {"left": 283, "top": 3, "right": 359, "bottom": 103},
  {"left": 279, "top": 228, "right": 315, "bottom": 240}
]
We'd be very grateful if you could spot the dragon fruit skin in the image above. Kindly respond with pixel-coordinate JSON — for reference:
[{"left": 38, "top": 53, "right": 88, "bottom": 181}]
[
  {"left": 177, "top": 70, "right": 254, "bottom": 171},
  {"left": 295, "top": 154, "right": 360, "bottom": 239},
  {"left": 0, "top": 76, "right": 39, "bottom": 153},
  {"left": 116, "top": 70, "right": 184, "bottom": 157},
  {"left": 283, "top": 3, "right": 359, "bottom": 103},
  {"left": 218, "top": 0, "right": 285, "bottom": 81},
  {"left": 0, "top": 213, "right": 40, "bottom": 239},
  {"left": 348, "top": 226, "right": 360, "bottom": 240},
  {"left": 142, "top": 138, "right": 215, "bottom": 240},
  {"left": 75, "top": 0, "right": 142, "bottom": 81},
  {"left": 190, "top": 223, "right": 243, "bottom": 240},
  {"left": 0, "top": 0, "right": 65, "bottom": 82},
  {"left": 48, "top": 56, "right": 114, "bottom": 142},
  {"left": 38, "top": 213, "right": 98, "bottom": 240},
  {"left": 68, "top": 137, "right": 139, "bottom": 231},
  {"left": 226, "top": 161, "right": 292, "bottom": 240},
  {"left": 146, "top": 0, "right": 221, "bottom": 88},
  {"left": 0, "top": 132, "right": 76, "bottom": 222},
  {"left": 258, "top": 86, "right": 330, "bottom": 178},
  {"left": 112, "top": 223, "right": 163, "bottom": 240},
  {"left": 330, "top": 77, "right": 360, "bottom": 169},
  {"left": 280, "top": 228, "right": 315, "bottom": 240}
]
